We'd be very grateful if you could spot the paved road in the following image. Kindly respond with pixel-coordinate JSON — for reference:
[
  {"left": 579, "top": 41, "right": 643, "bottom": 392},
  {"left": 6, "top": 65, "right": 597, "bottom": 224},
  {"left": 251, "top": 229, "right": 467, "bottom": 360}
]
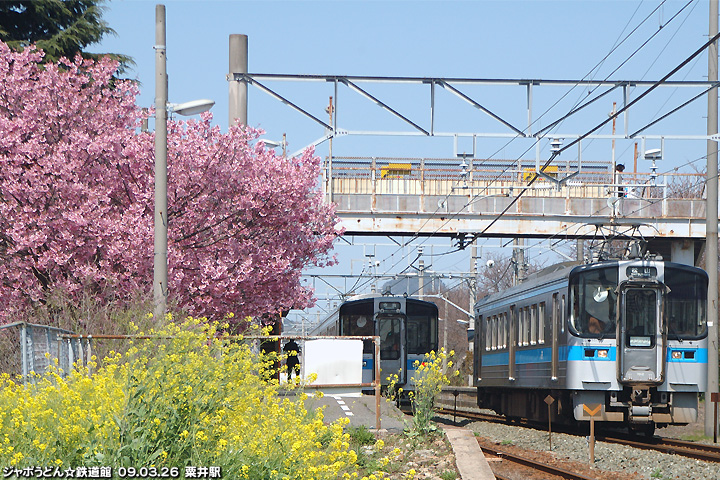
[{"left": 301, "top": 391, "right": 408, "bottom": 433}]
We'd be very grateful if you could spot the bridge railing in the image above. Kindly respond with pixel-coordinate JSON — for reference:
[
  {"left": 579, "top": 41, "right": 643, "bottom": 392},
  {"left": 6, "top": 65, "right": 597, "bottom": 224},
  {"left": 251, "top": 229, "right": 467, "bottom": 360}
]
[{"left": 324, "top": 157, "right": 704, "bottom": 202}]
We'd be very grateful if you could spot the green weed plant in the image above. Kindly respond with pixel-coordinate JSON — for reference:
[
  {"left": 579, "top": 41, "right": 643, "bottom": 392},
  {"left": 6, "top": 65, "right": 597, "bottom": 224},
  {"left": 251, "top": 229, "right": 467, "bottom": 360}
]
[{"left": 386, "top": 349, "right": 458, "bottom": 437}]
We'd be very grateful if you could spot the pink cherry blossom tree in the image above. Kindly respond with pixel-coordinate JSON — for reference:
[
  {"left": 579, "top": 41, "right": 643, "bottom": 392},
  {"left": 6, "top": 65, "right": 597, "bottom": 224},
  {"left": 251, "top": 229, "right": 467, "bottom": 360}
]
[{"left": 0, "top": 42, "right": 340, "bottom": 322}]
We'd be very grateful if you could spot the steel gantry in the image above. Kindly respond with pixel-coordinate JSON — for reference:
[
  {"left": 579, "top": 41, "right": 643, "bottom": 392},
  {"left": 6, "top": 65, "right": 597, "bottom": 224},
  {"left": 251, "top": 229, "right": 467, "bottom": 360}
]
[{"left": 228, "top": 72, "right": 717, "bottom": 260}]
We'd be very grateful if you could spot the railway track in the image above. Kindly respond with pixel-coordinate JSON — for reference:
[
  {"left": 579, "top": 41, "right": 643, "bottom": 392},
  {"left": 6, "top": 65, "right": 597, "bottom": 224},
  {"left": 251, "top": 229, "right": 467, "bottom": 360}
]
[
  {"left": 479, "top": 441, "right": 607, "bottom": 480},
  {"left": 436, "top": 406, "right": 720, "bottom": 463},
  {"left": 598, "top": 434, "right": 720, "bottom": 463}
]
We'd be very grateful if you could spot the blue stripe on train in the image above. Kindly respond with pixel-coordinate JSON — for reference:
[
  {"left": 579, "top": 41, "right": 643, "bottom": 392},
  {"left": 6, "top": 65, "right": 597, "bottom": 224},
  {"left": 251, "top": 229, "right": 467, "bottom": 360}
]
[
  {"left": 667, "top": 348, "right": 708, "bottom": 363},
  {"left": 567, "top": 346, "right": 615, "bottom": 361},
  {"left": 481, "top": 346, "right": 708, "bottom": 365}
]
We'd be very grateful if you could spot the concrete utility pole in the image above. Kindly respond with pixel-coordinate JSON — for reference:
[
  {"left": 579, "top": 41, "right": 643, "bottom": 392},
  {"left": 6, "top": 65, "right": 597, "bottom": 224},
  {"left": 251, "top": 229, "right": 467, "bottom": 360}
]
[
  {"left": 327, "top": 96, "right": 334, "bottom": 202},
  {"left": 513, "top": 238, "right": 526, "bottom": 285},
  {"left": 706, "top": 0, "right": 719, "bottom": 437},
  {"left": 153, "top": 4, "right": 168, "bottom": 320},
  {"left": 470, "top": 238, "right": 477, "bottom": 322},
  {"left": 229, "top": 34, "right": 248, "bottom": 127},
  {"left": 577, "top": 239, "right": 584, "bottom": 263}
]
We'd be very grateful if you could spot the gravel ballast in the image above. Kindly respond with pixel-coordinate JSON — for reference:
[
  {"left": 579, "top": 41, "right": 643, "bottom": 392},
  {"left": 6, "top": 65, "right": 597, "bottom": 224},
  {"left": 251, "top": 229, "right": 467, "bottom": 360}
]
[{"left": 461, "top": 419, "right": 720, "bottom": 479}]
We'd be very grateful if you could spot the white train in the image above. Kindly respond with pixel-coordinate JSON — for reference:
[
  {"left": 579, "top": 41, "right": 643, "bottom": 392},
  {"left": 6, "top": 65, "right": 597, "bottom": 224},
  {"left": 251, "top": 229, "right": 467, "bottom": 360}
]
[
  {"left": 310, "top": 294, "right": 439, "bottom": 389},
  {"left": 473, "top": 256, "right": 708, "bottom": 435}
]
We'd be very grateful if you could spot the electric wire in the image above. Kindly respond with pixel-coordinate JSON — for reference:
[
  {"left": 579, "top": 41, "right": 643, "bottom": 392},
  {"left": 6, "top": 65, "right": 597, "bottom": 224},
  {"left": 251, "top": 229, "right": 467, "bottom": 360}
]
[
  {"left": 536, "top": 1, "right": 695, "bottom": 164},
  {"left": 307, "top": 2, "right": 711, "bottom": 308},
  {"left": 376, "top": 1, "right": 690, "bottom": 249},
  {"left": 477, "top": 29, "right": 720, "bottom": 238},
  {"left": 514, "top": 150, "right": 712, "bottom": 262}
]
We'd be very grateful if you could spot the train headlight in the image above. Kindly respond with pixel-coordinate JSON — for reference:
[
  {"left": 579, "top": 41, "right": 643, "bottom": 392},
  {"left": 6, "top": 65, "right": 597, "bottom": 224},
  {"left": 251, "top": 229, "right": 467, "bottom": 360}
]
[
  {"left": 598, "top": 349, "right": 609, "bottom": 359},
  {"left": 671, "top": 351, "right": 682, "bottom": 360}
]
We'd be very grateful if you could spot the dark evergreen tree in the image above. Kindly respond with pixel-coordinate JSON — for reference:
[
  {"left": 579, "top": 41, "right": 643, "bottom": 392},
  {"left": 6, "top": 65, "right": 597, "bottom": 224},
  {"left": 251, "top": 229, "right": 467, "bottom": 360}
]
[{"left": 0, "top": 0, "right": 131, "bottom": 70}]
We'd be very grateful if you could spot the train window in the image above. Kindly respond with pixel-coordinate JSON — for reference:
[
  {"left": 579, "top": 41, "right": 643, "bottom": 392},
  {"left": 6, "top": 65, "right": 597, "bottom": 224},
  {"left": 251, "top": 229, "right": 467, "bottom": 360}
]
[
  {"left": 517, "top": 308, "right": 524, "bottom": 346},
  {"left": 517, "top": 310, "right": 522, "bottom": 346},
  {"left": 538, "top": 302, "right": 546, "bottom": 344},
  {"left": 379, "top": 317, "right": 401, "bottom": 360},
  {"left": 484, "top": 316, "right": 491, "bottom": 351},
  {"left": 477, "top": 315, "right": 483, "bottom": 351},
  {"left": 498, "top": 315, "right": 503, "bottom": 349},
  {"left": 569, "top": 267, "right": 618, "bottom": 337},
  {"left": 407, "top": 302, "right": 438, "bottom": 354},
  {"left": 518, "top": 309, "right": 524, "bottom": 346},
  {"left": 340, "top": 301, "right": 375, "bottom": 353},
  {"left": 527, "top": 307, "right": 532, "bottom": 345},
  {"left": 665, "top": 267, "right": 708, "bottom": 339},
  {"left": 407, "top": 313, "right": 438, "bottom": 354},
  {"left": 510, "top": 306, "right": 518, "bottom": 347},
  {"left": 491, "top": 315, "right": 498, "bottom": 350},
  {"left": 501, "top": 312, "right": 507, "bottom": 349},
  {"left": 486, "top": 316, "right": 492, "bottom": 351},
  {"left": 523, "top": 307, "right": 531, "bottom": 346},
  {"left": 625, "top": 289, "right": 657, "bottom": 348},
  {"left": 530, "top": 304, "right": 538, "bottom": 345},
  {"left": 516, "top": 310, "right": 522, "bottom": 346}
]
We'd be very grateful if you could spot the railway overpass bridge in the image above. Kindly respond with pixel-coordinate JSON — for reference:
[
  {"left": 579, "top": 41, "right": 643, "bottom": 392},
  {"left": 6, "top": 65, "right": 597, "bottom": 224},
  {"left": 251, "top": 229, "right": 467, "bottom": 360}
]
[{"left": 326, "top": 157, "right": 708, "bottom": 264}]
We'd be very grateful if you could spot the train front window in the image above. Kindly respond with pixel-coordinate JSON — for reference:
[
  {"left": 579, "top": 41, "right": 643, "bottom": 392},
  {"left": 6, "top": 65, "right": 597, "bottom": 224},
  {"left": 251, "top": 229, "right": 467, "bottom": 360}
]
[
  {"left": 569, "top": 267, "right": 618, "bottom": 337},
  {"left": 379, "top": 316, "right": 402, "bottom": 360},
  {"left": 340, "top": 301, "right": 375, "bottom": 354},
  {"left": 625, "top": 289, "right": 657, "bottom": 348},
  {"left": 407, "top": 303, "right": 438, "bottom": 354},
  {"left": 665, "top": 268, "right": 707, "bottom": 339}
]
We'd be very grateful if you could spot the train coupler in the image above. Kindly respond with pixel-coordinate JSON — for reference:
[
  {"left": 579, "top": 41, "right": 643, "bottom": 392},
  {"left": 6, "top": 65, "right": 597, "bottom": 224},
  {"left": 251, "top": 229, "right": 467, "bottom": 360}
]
[{"left": 629, "top": 405, "right": 652, "bottom": 423}]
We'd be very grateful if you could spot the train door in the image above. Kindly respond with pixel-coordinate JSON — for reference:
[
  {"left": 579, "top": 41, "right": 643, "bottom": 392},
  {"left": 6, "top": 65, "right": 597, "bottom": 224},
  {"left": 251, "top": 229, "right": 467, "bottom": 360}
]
[
  {"left": 551, "top": 293, "right": 559, "bottom": 381},
  {"left": 377, "top": 314, "right": 406, "bottom": 385},
  {"left": 617, "top": 284, "right": 665, "bottom": 386},
  {"left": 474, "top": 315, "right": 482, "bottom": 385},
  {"left": 508, "top": 306, "right": 516, "bottom": 381}
]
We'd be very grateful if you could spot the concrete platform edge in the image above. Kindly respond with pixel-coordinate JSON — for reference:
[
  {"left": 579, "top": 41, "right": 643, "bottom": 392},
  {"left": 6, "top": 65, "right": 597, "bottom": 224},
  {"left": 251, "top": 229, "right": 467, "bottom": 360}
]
[{"left": 441, "top": 425, "right": 496, "bottom": 480}]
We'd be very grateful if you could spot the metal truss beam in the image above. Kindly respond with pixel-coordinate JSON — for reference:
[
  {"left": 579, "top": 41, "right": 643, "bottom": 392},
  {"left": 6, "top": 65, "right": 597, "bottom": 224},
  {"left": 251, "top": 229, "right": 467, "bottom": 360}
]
[
  {"left": 232, "top": 73, "right": 718, "bottom": 147},
  {"left": 341, "top": 79, "right": 429, "bottom": 135},
  {"left": 437, "top": 80, "right": 525, "bottom": 136}
]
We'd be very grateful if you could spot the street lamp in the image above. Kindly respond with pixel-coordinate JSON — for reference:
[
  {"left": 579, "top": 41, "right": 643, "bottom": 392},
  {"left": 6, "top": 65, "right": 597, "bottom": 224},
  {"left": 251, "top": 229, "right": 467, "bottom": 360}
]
[
  {"left": 154, "top": 5, "right": 214, "bottom": 320},
  {"left": 257, "top": 134, "right": 287, "bottom": 156},
  {"left": 169, "top": 99, "right": 215, "bottom": 117}
]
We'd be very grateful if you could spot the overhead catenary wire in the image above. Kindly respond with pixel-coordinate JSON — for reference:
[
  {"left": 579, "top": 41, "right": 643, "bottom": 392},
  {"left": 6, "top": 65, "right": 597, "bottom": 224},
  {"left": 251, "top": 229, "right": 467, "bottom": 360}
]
[
  {"left": 415, "top": 0, "right": 703, "bottom": 243},
  {"left": 309, "top": 2, "right": 711, "bottom": 306},
  {"left": 477, "top": 29, "right": 720, "bottom": 238},
  {"left": 347, "top": 3, "right": 683, "bottom": 287},
  {"left": 513, "top": 150, "right": 712, "bottom": 260}
]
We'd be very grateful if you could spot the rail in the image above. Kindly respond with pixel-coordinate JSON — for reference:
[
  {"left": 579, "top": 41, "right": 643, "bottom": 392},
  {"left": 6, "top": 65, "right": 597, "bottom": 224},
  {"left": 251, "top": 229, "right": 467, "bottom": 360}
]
[
  {"left": 480, "top": 442, "right": 600, "bottom": 480},
  {"left": 434, "top": 391, "right": 720, "bottom": 464}
]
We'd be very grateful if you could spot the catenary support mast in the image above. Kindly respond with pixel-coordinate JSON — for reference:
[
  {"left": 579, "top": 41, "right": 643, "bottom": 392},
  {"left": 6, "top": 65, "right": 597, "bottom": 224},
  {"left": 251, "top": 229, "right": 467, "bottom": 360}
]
[{"left": 706, "top": 0, "right": 719, "bottom": 438}]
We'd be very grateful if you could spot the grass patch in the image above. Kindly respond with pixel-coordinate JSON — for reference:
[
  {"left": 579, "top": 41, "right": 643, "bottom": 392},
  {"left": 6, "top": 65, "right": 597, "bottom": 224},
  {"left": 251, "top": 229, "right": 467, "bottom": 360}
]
[{"left": 348, "top": 425, "right": 376, "bottom": 446}]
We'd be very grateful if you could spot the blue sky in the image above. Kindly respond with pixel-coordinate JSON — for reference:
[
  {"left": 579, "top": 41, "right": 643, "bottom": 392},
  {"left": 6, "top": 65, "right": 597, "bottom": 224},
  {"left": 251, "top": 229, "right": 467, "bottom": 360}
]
[
  {"left": 94, "top": 0, "right": 716, "bottom": 328},
  {"left": 95, "top": 1, "right": 712, "bottom": 156}
]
